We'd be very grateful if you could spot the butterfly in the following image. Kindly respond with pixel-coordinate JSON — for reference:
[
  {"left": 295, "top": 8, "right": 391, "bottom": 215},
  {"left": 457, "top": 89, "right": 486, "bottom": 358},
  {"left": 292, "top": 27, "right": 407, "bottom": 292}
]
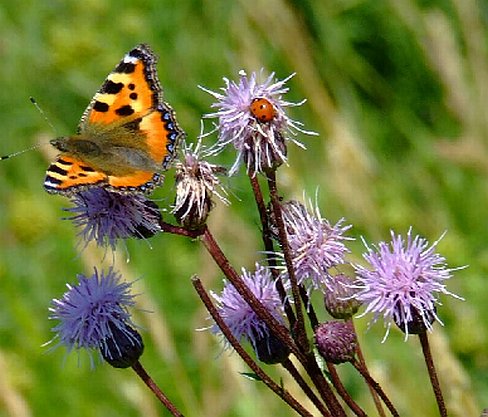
[{"left": 44, "top": 44, "right": 184, "bottom": 195}]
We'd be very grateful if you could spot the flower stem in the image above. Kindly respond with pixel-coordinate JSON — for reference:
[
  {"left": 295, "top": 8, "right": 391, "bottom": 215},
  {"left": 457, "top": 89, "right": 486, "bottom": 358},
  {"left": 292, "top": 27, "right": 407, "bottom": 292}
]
[
  {"left": 352, "top": 321, "right": 386, "bottom": 417},
  {"left": 192, "top": 277, "right": 314, "bottom": 417},
  {"left": 302, "top": 354, "right": 347, "bottom": 417},
  {"left": 326, "top": 362, "right": 367, "bottom": 417},
  {"left": 281, "top": 358, "right": 331, "bottom": 416},
  {"left": 266, "top": 170, "right": 308, "bottom": 352},
  {"left": 248, "top": 174, "right": 296, "bottom": 325},
  {"left": 200, "top": 225, "right": 345, "bottom": 416},
  {"left": 200, "top": 225, "right": 303, "bottom": 360},
  {"left": 159, "top": 221, "right": 203, "bottom": 238},
  {"left": 351, "top": 359, "right": 400, "bottom": 417},
  {"left": 418, "top": 331, "right": 448, "bottom": 417},
  {"left": 131, "top": 361, "right": 184, "bottom": 417}
]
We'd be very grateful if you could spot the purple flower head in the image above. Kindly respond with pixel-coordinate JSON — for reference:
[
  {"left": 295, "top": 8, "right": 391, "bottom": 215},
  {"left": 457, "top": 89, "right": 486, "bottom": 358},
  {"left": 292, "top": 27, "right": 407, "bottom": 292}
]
[
  {"left": 201, "top": 70, "right": 317, "bottom": 176},
  {"left": 64, "top": 188, "right": 162, "bottom": 249},
  {"left": 49, "top": 267, "right": 143, "bottom": 367},
  {"left": 172, "top": 139, "right": 229, "bottom": 229},
  {"left": 211, "top": 263, "right": 287, "bottom": 357},
  {"left": 278, "top": 199, "right": 352, "bottom": 292},
  {"left": 352, "top": 229, "right": 464, "bottom": 341}
]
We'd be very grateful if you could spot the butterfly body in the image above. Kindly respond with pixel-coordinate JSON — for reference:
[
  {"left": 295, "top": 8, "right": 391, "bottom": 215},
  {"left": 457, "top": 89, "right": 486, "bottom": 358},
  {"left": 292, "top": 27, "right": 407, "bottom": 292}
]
[{"left": 44, "top": 44, "right": 184, "bottom": 195}]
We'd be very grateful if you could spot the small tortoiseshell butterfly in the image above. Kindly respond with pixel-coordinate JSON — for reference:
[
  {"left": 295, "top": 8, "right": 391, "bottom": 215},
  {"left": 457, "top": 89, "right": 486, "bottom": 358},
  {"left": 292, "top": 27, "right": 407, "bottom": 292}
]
[{"left": 44, "top": 44, "right": 184, "bottom": 195}]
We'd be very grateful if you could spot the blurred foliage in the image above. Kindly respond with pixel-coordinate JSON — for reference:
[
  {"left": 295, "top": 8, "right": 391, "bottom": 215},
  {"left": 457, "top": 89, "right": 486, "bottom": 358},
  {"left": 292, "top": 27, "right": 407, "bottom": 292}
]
[{"left": 0, "top": 0, "right": 487, "bottom": 416}]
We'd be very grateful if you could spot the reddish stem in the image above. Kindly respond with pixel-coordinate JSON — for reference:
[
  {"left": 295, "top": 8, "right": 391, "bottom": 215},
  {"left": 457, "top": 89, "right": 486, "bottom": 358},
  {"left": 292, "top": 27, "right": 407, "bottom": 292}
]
[
  {"left": 352, "top": 321, "right": 386, "bottom": 417},
  {"left": 326, "top": 362, "right": 367, "bottom": 417},
  {"left": 131, "top": 361, "right": 184, "bottom": 417},
  {"left": 282, "top": 358, "right": 331, "bottom": 416},
  {"left": 418, "top": 332, "right": 448, "bottom": 417},
  {"left": 266, "top": 171, "right": 308, "bottom": 352},
  {"left": 248, "top": 174, "right": 296, "bottom": 326},
  {"left": 192, "top": 277, "right": 314, "bottom": 417},
  {"left": 159, "top": 221, "right": 203, "bottom": 238},
  {"left": 200, "top": 225, "right": 303, "bottom": 360},
  {"left": 351, "top": 360, "right": 400, "bottom": 417}
]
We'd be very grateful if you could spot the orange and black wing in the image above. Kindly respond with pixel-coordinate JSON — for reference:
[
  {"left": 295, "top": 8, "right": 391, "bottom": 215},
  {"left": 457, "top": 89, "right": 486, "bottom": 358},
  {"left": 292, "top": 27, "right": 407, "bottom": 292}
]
[
  {"left": 44, "top": 155, "right": 107, "bottom": 194},
  {"left": 79, "top": 44, "right": 183, "bottom": 171}
]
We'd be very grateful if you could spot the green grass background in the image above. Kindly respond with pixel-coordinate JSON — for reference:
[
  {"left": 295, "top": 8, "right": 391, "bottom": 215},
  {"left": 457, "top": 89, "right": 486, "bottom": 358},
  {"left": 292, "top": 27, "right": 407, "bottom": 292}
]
[{"left": 0, "top": 0, "right": 487, "bottom": 416}]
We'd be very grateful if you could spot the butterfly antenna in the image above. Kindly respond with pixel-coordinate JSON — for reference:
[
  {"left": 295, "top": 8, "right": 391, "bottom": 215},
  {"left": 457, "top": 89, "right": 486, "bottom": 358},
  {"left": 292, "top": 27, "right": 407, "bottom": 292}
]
[
  {"left": 30, "top": 96, "right": 57, "bottom": 134},
  {"left": 1, "top": 97, "right": 56, "bottom": 161},
  {"left": 0, "top": 144, "right": 44, "bottom": 161}
]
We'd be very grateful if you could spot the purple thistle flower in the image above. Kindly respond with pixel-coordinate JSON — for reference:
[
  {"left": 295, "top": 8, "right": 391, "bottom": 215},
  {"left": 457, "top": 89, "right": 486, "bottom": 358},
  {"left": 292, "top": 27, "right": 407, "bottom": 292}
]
[
  {"left": 352, "top": 229, "right": 464, "bottom": 341},
  {"left": 172, "top": 139, "right": 229, "bottom": 229},
  {"left": 211, "top": 263, "right": 288, "bottom": 361},
  {"left": 64, "top": 188, "right": 162, "bottom": 249},
  {"left": 49, "top": 267, "right": 143, "bottom": 367},
  {"left": 200, "top": 70, "right": 317, "bottom": 176},
  {"left": 278, "top": 199, "right": 352, "bottom": 292}
]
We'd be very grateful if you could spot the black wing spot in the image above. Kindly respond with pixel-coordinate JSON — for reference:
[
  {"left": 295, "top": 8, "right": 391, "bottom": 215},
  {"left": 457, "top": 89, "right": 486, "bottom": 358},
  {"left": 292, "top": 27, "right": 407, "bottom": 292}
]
[
  {"left": 45, "top": 176, "right": 62, "bottom": 185},
  {"left": 115, "top": 62, "right": 136, "bottom": 73},
  {"left": 49, "top": 165, "right": 68, "bottom": 176},
  {"left": 57, "top": 158, "right": 73, "bottom": 167},
  {"left": 101, "top": 80, "right": 124, "bottom": 94},
  {"left": 80, "top": 165, "right": 96, "bottom": 172},
  {"left": 128, "top": 83, "right": 136, "bottom": 90},
  {"left": 93, "top": 101, "right": 109, "bottom": 112},
  {"left": 115, "top": 105, "right": 135, "bottom": 116},
  {"left": 129, "top": 92, "right": 138, "bottom": 100}
]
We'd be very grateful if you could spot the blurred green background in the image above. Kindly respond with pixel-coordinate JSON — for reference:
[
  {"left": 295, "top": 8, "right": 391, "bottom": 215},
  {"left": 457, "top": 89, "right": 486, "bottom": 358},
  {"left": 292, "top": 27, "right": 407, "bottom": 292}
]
[{"left": 0, "top": 0, "right": 487, "bottom": 416}]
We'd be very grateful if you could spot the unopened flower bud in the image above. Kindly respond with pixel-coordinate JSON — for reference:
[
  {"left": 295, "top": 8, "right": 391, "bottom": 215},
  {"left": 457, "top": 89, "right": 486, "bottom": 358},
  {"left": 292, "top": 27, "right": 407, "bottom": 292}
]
[
  {"left": 324, "top": 274, "right": 361, "bottom": 319},
  {"left": 393, "top": 304, "right": 437, "bottom": 335},
  {"left": 101, "top": 322, "right": 144, "bottom": 368},
  {"left": 315, "top": 321, "right": 356, "bottom": 364},
  {"left": 252, "top": 327, "right": 290, "bottom": 364}
]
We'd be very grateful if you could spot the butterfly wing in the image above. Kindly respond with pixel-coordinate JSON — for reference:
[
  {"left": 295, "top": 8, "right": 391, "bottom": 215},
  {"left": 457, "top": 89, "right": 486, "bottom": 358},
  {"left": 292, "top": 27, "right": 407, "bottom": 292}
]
[
  {"left": 46, "top": 44, "right": 184, "bottom": 195},
  {"left": 44, "top": 155, "right": 107, "bottom": 194},
  {"left": 79, "top": 43, "right": 183, "bottom": 170}
]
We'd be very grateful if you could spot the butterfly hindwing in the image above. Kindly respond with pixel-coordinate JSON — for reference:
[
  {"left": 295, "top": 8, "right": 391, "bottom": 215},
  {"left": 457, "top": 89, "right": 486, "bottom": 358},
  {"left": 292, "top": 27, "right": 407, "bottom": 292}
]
[{"left": 44, "top": 155, "right": 107, "bottom": 194}]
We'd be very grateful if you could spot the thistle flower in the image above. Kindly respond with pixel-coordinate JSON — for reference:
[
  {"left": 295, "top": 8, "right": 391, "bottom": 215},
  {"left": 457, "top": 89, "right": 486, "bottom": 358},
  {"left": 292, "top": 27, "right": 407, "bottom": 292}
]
[
  {"left": 172, "top": 139, "right": 228, "bottom": 229},
  {"left": 64, "top": 188, "right": 162, "bottom": 249},
  {"left": 211, "top": 263, "right": 289, "bottom": 363},
  {"left": 201, "top": 70, "right": 316, "bottom": 176},
  {"left": 315, "top": 321, "right": 357, "bottom": 364},
  {"left": 49, "top": 267, "right": 143, "bottom": 368},
  {"left": 277, "top": 199, "right": 352, "bottom": 292},
  {"left": 352, "top": 229, "right": 463, "bottom": 341}
]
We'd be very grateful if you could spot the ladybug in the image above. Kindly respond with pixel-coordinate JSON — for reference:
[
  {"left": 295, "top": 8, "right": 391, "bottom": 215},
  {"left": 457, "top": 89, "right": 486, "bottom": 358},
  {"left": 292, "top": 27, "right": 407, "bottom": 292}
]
[{"left": 250, "top": 97, "right": 275, "bottom": 123}]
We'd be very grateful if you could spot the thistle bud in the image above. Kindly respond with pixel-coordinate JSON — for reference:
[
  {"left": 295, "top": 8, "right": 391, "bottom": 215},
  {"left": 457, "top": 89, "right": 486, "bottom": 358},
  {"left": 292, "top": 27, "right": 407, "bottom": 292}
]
[
  {"left": 324, "top": 274, "right": 361, "bottom": 319},
  {"left": 101, "top": 322, "right": 144, "bottom": 369},
  {"left": 315, "top": 321, "right": 356, "bottom": 364}
]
